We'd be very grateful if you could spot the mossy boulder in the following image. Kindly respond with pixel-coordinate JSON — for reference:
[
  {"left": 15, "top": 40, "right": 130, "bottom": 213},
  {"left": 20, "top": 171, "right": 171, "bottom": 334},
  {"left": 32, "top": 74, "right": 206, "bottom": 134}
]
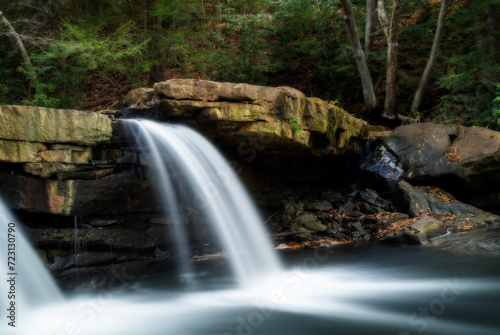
[{"left": 125, "top": 79, "right": 369, "bottom": 156}]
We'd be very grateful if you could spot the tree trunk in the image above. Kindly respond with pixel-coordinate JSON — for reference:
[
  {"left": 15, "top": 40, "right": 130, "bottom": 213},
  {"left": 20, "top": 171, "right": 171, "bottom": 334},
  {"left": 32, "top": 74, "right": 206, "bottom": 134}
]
[
  {"left": 411, "top": 0, "right": 448, "bottom": 117},
  {"left": 377, "top": 0, "right": 389, "bottom": 39},
  {"left": 0, "top": 10, "right": 38, "bottom": 86},
  {"left": 339, "top": 0, "right": 377, "bottom": 110},
  {"left": 382, "top": 0, "right": 400, "bottom": 119},
  {"left": 364, "top": 0, "right": 376, "bottom": 59}
]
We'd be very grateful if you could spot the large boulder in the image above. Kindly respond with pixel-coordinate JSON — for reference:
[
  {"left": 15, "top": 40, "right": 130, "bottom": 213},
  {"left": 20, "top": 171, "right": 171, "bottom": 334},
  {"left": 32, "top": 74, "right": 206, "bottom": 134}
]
[
  {"left": 367, "top": 123, "right": 500, "bottom": 207},
  {"left": 122, "top": 79, "right": 369, "bottom": 156},
  {"left": 397, "top": 181, "right": 500, "bottom": 226}
]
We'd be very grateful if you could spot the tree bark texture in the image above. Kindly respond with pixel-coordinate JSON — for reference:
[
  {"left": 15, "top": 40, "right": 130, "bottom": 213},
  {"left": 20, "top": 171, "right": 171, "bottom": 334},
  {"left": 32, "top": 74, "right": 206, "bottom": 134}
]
[
  {"left": 364, "top": 0, "right": 376, "bottom": 59},
  {"left": 411, "top": 0, "right": 448, "bottom": 116},
  {"left": 339, "top": 0, "right": 377, "bottom": 110},
  {"left": 382, "top": 0, "right": 400, "bottom": 119}
]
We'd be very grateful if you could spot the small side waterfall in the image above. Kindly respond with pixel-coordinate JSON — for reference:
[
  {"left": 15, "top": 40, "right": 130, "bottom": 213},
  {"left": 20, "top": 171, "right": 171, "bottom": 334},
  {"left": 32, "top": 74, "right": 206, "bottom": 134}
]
[
  {"left": 125, "top": 120, "right": 282, "bottom": 286},
  {"left": 0, "top": 198, "right": 62, "bottom": 332}
]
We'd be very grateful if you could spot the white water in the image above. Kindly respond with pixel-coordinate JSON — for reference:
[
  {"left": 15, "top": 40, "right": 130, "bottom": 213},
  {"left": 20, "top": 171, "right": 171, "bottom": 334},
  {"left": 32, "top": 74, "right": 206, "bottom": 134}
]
[
  {"left": 1, "top": 122, "right": 499, "bottom": 334},
  {"left": 0, "top": 199, "right": 63, "bottom": 334},
  {"left": 11, "top": 254, "right": 500, "bottom": 335},
  {"left": 125, "top": 120, "right": 282, "bottom": 287}
]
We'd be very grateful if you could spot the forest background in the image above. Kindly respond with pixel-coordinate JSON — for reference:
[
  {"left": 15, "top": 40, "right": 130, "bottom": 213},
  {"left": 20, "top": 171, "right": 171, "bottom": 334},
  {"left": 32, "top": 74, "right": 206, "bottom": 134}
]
[{"left": 0, "top": 0, "right": 498, "bottom": 128}]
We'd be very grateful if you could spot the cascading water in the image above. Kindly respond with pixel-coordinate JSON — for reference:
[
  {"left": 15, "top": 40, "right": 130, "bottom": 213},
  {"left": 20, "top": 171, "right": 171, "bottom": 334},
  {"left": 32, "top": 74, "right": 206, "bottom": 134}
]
[
  {"left": 0, "top": 198, "right": 63, "bottom": 333},
  {"left": 125, "top": 120, "right": 282, "bottom": 286},
  {"left": 2, "top": 121, "right": 500, "bottom": 335}
]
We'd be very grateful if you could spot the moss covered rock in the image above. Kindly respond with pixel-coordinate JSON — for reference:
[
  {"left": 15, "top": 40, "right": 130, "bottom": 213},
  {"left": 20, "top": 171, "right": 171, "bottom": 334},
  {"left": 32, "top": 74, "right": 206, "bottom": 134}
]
[
  {"left": 127, "top": 79, "right": 369, "bottom": 156},
  {"left": 0, "top": 105, "right": 112, "bottom": 145}
]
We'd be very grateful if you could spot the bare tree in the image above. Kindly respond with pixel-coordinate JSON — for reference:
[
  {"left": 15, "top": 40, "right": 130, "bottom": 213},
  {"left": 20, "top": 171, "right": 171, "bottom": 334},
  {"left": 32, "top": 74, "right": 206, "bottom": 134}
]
[
  {"left": 377, "top": 0, "right": 390, "bottom": 39},
  {"left": 381, "top": 0, "right": 401, "bottom": 119},
  {"left": 339, "top": 0, "right": 377, "bottom": 110},
  {"left": 364, "top": 0, "right": 376, "bottom": 60},
  {"left": 411, "top": 0, "right": 448, "bottom": 116},
  {"left": 0, "top": 9, "right": 38, "bottom": 85}
]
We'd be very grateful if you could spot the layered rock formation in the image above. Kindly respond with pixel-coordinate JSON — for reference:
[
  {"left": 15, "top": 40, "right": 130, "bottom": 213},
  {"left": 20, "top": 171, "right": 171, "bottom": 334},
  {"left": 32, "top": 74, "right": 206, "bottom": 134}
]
[
  {"left": 123, "top": 79, "right": 369, "bottom": 156},
  {"left": 0, "top": 105, "right": 156, "bottom": 216}
]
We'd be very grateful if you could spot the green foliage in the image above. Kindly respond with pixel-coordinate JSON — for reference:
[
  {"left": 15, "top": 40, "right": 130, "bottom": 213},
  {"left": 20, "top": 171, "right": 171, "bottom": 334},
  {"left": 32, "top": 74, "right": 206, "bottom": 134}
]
[
  {"left": 435, "top": 0, "right": 499, "bottom": 130},
  {"left": 21, "top": 21, "right": 153, "bottom": 108},
  {"left": 492, "top": 86, "right": 500, "bottom": 129},
  {"left": 0, "top": 0, "right": 497, "bottom": 126},
  {"left": 286, "top": 118, "right": 303, "bottom": 135},
  {"left": 0, "top": 45, "right": 24, "bottom": 105}
]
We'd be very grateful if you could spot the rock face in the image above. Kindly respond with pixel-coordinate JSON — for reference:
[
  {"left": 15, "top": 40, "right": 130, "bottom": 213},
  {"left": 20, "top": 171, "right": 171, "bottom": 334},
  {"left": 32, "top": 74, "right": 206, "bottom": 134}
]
[
  {"left": 367, "top": 123, "right": 500, "bottom": 207},
  {"left": 0, "top": 105, "right": 159, "bottom": 216},
  {"left": 0, "top": 105, "right": 112, "bottom": 145},
  {"left": 122, "top": 79, "right": 369, "bottom": 156}
]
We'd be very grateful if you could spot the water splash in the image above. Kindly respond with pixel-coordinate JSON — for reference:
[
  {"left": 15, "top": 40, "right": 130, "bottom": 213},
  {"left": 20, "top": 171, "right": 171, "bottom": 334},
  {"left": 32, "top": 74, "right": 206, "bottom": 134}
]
[{"left": 125, "top": 120, "right": 282, "bottom": 287}]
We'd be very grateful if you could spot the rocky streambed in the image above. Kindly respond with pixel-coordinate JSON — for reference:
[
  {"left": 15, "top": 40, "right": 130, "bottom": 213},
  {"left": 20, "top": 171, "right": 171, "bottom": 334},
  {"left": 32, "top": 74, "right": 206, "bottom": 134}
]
[{"left": 1, "top": 79, "right": 500, "bottom": 289}]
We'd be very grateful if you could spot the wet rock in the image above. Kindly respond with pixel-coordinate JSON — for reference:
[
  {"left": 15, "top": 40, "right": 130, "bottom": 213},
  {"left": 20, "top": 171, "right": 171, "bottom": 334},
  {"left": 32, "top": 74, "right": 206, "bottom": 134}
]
[
  {"left": 50, "top": 252, "right": 115, "bottom": 270},
  {"left": 89, "top": 219, "right": 121, "bottom": 227},
  {"left": 350, "top": 222, "right": 367, "bottom": 235},
  {"left": 398, "top": 181, "right": 499, "bottom": 220},
  {"left": 0, "top": 172, "right": 158, "bottom": 215},
  {"left": 320, "top": 190, "right": 344, "bottom": 204},
  {"left": 154, "top": 247, "right": 170, "bottom": 260},
  {"left": 348, "top": 210, "right": 365, "bottom": 217},
  {"left": 368, "top": 123, "right": 500, "bottom": 207},
  {"left": 282, "top": 200, "right": 305, "bottom": 218},
  {"left": 58, "top": 258, "right": 173, "bottom": 290},
  {"left": 380, "top": 231, "right": 421, "bottom": 245},
  {"left": 369, "top": 213, "right": 409, "bottom": 230},
  {"left": 305, "top": 200, "right": 333, "bottom": 211},
  {"left": 296, "top": 213, "right": 328, "bottom": 232},
  {"left": 411, "top": 215, "right": 447, "bottom": 243},
  {"left": 358, "top": 202, "right": 384, "bottom": 214},
  {"left": 365, "top": 146, "right": 404, "bottom": 182},
  {"left": 356, "top": 189, "right": 392, "bottom": 210}
]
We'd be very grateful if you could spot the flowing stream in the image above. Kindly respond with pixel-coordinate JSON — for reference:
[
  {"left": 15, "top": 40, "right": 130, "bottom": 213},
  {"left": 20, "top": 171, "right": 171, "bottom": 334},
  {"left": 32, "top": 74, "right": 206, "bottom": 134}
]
[{"left": 1, "top": 121, "right": 499, "bottom": 335}]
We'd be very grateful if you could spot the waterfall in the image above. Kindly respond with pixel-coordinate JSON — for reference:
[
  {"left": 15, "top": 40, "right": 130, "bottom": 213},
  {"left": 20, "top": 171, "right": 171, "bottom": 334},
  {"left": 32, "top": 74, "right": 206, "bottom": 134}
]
[
  {"left": 0, "top": 198, "right": 63, "bottom": 332},
  {"left": 125, "top": 120, "right": 282, "bottom": 287}
]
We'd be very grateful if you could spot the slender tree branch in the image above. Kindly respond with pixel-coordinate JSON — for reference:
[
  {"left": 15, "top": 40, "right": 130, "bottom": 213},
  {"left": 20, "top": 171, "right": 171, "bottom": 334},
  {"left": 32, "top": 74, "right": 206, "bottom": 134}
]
[
  {"left": 0, "top": 10, "right": 38, "bottom": 85},
  {"left": 411, "top": 0, "right": 448, "bottom": 116}
]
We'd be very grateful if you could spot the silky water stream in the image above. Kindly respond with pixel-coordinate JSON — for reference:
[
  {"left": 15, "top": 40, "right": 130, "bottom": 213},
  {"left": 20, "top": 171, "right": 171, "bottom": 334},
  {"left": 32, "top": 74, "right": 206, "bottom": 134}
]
[{"left": 1, "top": 121, "right": 499, "bottom": 335}]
